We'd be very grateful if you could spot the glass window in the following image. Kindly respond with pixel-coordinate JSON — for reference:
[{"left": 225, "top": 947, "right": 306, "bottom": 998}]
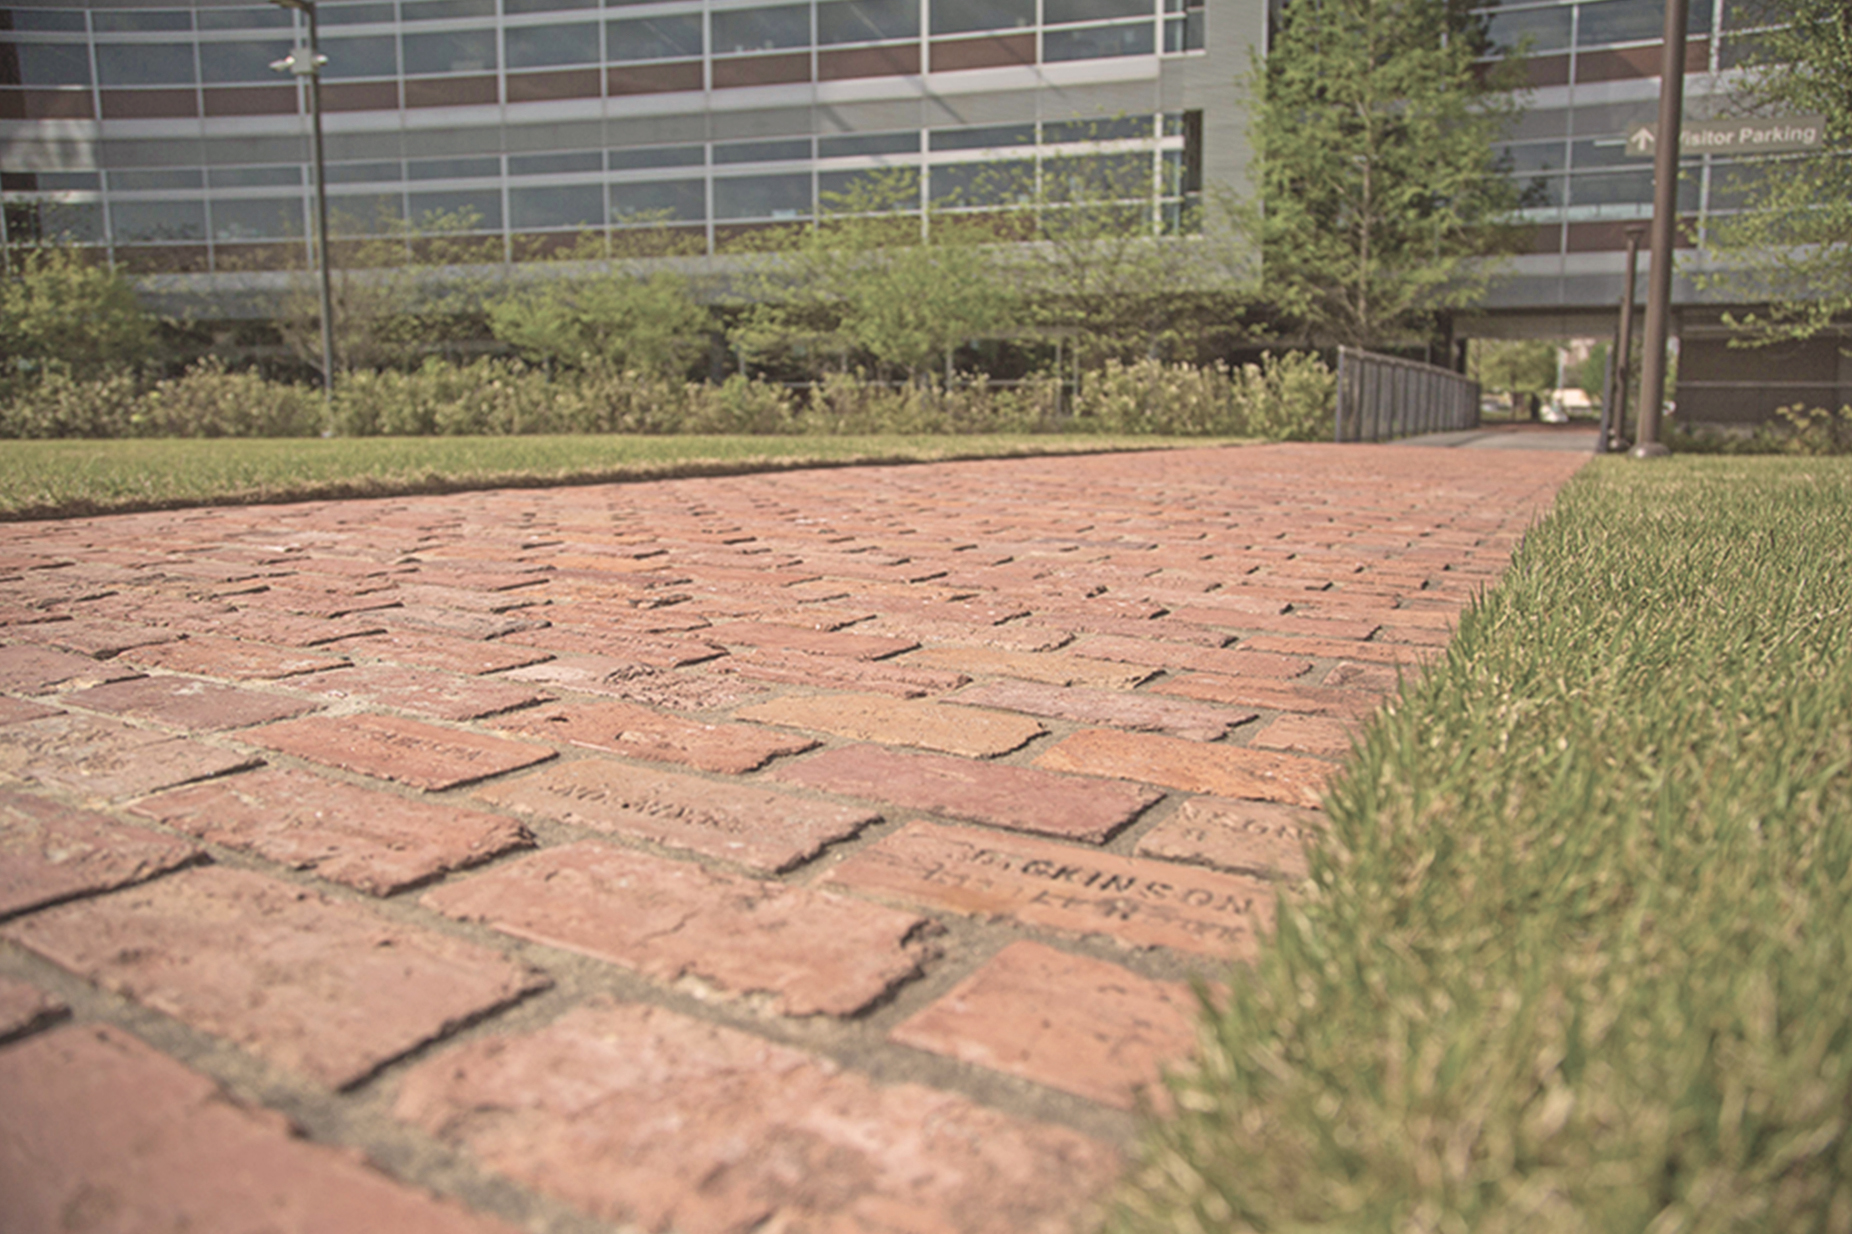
[
  {"left": 211, "top": 196, "right": 304, "bottom": 240},
  {"left": 1044, "top": 22, "right": 1155, "bottom": 61},
  {"left": 510, "top": 183, "right": 604, "bottom": 228},
  {"left": 410, "top": 188, "right": 503, "bottom": 229},
  {"left": 109, "top": 168, "right": 204, "bottom": 190},
  {"left": 1483, "top": 4, "right": 1572, "bottom": 54},
  {"left": 930, "top": 123, "right": 1034, "bottom": 151},
  {"left": 32, "top": 171, "right": 103, "bottom": 190},
  {"left": 199, "top": 40, "right": 296, "bottom": 84},
  {"left": 1043, "top": 116, "right": 1152, "bottom": 143},
  {"left": 96, "top": 44, "right": 198, "bottom": 87},
  {"left": 819, "top": 166, "right": 919, "bottom": 209},
  {"left": 510, "top": 150, "right": 603, "bottom": 175},
  {"left": 8, "top": 200, "right": 104, "bottom": 243},
  {"left": 714, "top": 172, "right": 811, "bottom": 219},
  {"left": 931, "top": 0, "right": 1033, "bottom": 34},
  {"left": 1162, "top": 12, "right": 1202, "bottom": 52},
  {"left": 711, "top": 6, "right": 810, "bottom": 54},
  {"left": 1566, "top": 168, "right": 1653, "bottom": 205},
  {"left": 403, "top": 29, "right": 497, "bottom": 73},
  {"left": 327, "top": 160, "right": 404, "bottom": 183},
  {"left": 329, "top": 192, "right": 405, "bottom": 233},
  {"left": 611, "top": 178, "right": 705, "bottom": 221},
  {"left": 111, "top": 198, "right": 207, "bottom": 242},
  {"left": 1569, "top": 138, "right": 1636, "bottom": 169},
  {"left": 714, "top": 138, "right": 811, "bottom": 164},
  {"left": 929, "top": 159, "right": 1032, "bottom": 205},
  {"left": 10, "top": 43, "right": 92, "bottom": 87},
  {"left": 94, "top": 9, "right": 192, "bottom": 32},
  {"left": 209, "top": 166, "right": 303, "bottom": 188},
  {"left": 506, "top": 0, "right": 598, "bottom": 11},
  {"left": 610, "top": 144, "right": 706, "bottom": 171},
  {"left": 1045, "top": 151, "right": 1151, "bottom": 200},
  {"left": 409, "top": 156, "right": 501, "bottom": 179},
  {"left": 322, "top": 35, "right": 399, "bottom": 77},
  {"left": 319, "top": 2, "right": 398, "bottom": 25},
  {"left": 401, "top": 0, "right": 496, "bottom": 19},
  {"left": 607, "top": 15, "right": 703, "bottom": 60},
  {"left": 1707, "top": 159, "right": 1770, "bottom": 212},
  {"left": 5, "top": 10, "right": 88, "bottom": 31},
  {"left": 819, "top": 131, "right": 918, "bottom": 157},
  {"left": 1045, "top": 0, "right": 1150, "bottom": 24},
  {"left": 198, "top": 7, "right": 294, "bottom": 29},
  {"left": 506, "top": 22, "right": 600, "bottom": 67},
  {"left": 1499, "top": 140, "right": 1567, "bottom": 173},
  {"left": 817, "top": 0, "right": 917, "bottom": 45},
  {"left": 1576, "top": 0, "right": 1710, "bottom": 47},
  {"left": 1517, "top": 172, "right": 1565, "bottom": 209}
]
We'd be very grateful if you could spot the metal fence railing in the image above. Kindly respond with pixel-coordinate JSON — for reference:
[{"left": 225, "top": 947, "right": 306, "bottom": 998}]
[{"left": 1334, "top": 346, "right": 1481, "bottom": 443}]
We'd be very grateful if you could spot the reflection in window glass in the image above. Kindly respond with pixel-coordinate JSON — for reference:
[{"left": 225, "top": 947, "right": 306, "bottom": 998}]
[
  {"left": 1498, "top": 140, "right": 1568, "bottom": 173},
  {"left": 711, "top": 6, "right": 810, "bottom": 54},
  {"left": 1569, "top": 138, "right": 1638, "bottom": 169},
  {"left": 209, "top": 166, "right": 304, "bottom": 188},
  {"left": 6, "top": 200, "right": 104, "bottom": 243},
  {"left": 6, "top": 10, "right": 88, "bottom": 31},
  {"left": 511, "top": 183, "right": 604, "bottom": 228},
  {"left": 1483, "top": 4, "right": 1572, "bottom": 54},
  {"left": 817, "top": 0, "right": 918, "bottom": 45},
  {"left": 1566, "top": 169, "right": 1653, "bottom": 205},
  {"left": 1044, "top": 0, "right": 1150, "bottom": 24},
  {"left": 330, "top": 192, "right": 405, "bottom": 233},
  {"left": 506, "top": 0, "right": 598, "bottom": 11},
  {"left": 611, "top": 178, "right": 705, "bottom": 221},
  {"left": 212, "top": 196, "right": 304, "bottom": 240},
  {"left": 1576, "top": 0, "right": 1710, "bottom": 46},
  {"left": 510, "top": 150, "right": 603, "bottom": 175},
  {"left": 609, "top": 145, "right": 706, "bottom": 170},
  {"left": 94, "top": 9, "right": 192, "bottom": 31},
  {"left": 410, "top": 189, "right": 503, "bottom": 229},
  {"left": 1516, "top": 172, "right": 1564, "bottom": 209},
  {"left": 607, "top": 15, "right": 703, "bottom": 60},
  {"left": 714, "top": 172, "right": 811, "bottom": 219},
  {"left": 506, "top": 23, "right": 600, "bottom": 68},
  {"left": 111, "top": 199, "right": 207, "bottom": 242},
  {"left": 1162, "top": 12, "right": 1202, "bottom": 51},
  {"left": 1043, "top": 22, "right": 1156, "bottom": 61},
  {"left": 110, "top": 168, "right": 204, "bottom": 190},
  {"left": 930, "top": 160, "right": 1033, "bottom": 205},
  {"left": 198, "top": 7, "right": 295, "bottom": 29},
  {"left": 714, "top": 138, "right": 811, "bottom": 164},
  {"left": 931, "top": 0, "right": 1033, "bottom": 34},
  {"left": 96, "top": 44, "right": 198, "bottom": 87},
  {"left": 1043, "top": 116, "right": 1152, "bottom": 143},
  {"left": 33, "top": 172, "right": 103, "bottom": 190},
  {"left": 819, "top": 166, "right": 919, "bottom": 210},
  {"left": 199, "top": 40, "right": 296, "bottom": 84},
  {"left": 403, "top": 29, "right": 498, "bottom": 74},
  {"left": 10, "top": 43, "right": 92, "bottom": 86},
  {"left": 401, "top": 0, "right": 496, "bottom": 20},
  {"left": 327, "top": 160, "right": 404, "bottom": 183},
  {"left": 319, "top": 2, "right": 398, "bottom": 25},
  {"left": 930, "top": 124, "right": 1034, "bottom": 151},
  {"left": 819, "top": 131, "right": 918, "bottom": 157},
  {"left": 1044, "top": 152, "right": 1151, "bottom": 201},
  {"left": 1708, "top": 159, "right": 1769, "bottom": 212},
  {"left": 409, "top": 156, "right": 501, "bottom": 180},
  {"left": 323, "top": 35, "right": 399, "bottom": 78}
]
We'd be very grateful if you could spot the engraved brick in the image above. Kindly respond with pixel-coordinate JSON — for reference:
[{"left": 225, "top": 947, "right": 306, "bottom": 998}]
[
  {"left": 0, "top": 713, "right": 261, "bottom": 801},
  {"left": 1252, "top": 712, "right": 1361, "bottom": 758},
  {"left": 822, "top": 820, "right": 1274, "bottom": 957},
  {"left": 1070, "top": 634, "right": 1312, "bottom": 680},
  {"left": 1150, "top": 672, "right": 1383, "bottom": 719},
  {"left": 718, "top": 648, "right": 969, "bottom": 698},
  {"left": 393, "top": 998, "right": 1117, "bottom": 1234},
  {"left": 1324, "top": 661, "right": 1406, "bottom": 692},
  {"left": 497, "top": 700, "right": 814, "bottom": 774},
  {"left": 0, "top": 644, "right": 139, "bottom": 692},
  {"left": 858, "top": 616, "right": 1075, "bottom": 653},
  {"left": 132, "top": 767, "right": 534, "bottom": 895},
  {"left": 0, "top": 697, "right": 60, "bottom": 726},
  {"left": 288, "top": 663, "right": 550, "bottom": 721},
  {"left": 123, "top": 635, "right": 348, "bottom": 680},
  {"left": 475, "top": 760, "right": 875, "bottom": 872},
  {"left": 953, "top": 679, "right": 1256, "bottom": 741},
  {"left": 0, "top": 1024, "right": 520, "bottom": 1233},
  {"left": 62, "top": 674, "right": 319, "bottom": 731},
  {"left": 501, "top": 626, "right": 726, "bottom": 668},
  {"left": 502, "top": 657, "right": 770, "bottom": 710},
  {"left": 318, "top": 630, "right": 553, "bottom": 676},
  {"left": 738, "top": 692, "right": 1044, "bottom": 758},
  {"left": 768, "top": 744, "right": 1158, "bottom": 843},
  {"left": 244, "top": 714, "right": 554, "bottom": 791},
  {"left": 890, "top": 940, "right": 1196, "bottom": 1109},
  {"left": 1034, "top": 729, "right": 1331, "bottom": 809},
  {"left": 2, "top": 866, "right": 546, "bottom": 1088},
  {"left": 0, "top": 974, "right": 66, "bottom": 1041},
  {"left": 0, "top": 787, "right": 199, "bottom": 918},
  {"left": 1134, "top": 796, "right": 1325, "bottom": 881},
  {"left": 904, "top": 645, "right": 1156, "bottom": 689},
  {"left": 375, "top": 605, "right": 544, "bottom": 641},
  {"left": 700, "top": 620, "right": 918, "bottom": 661},
  {"left": 422, "top": 841, "right": 931, "bottom": 1016}
]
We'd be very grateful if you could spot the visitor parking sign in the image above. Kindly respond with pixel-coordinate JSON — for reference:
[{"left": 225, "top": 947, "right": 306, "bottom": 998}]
[{"left": 1625, "top": 115, "right": 1827, "bottom": 157}]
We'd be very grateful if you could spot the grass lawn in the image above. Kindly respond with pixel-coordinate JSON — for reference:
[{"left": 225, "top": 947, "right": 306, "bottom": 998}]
[
  {"left": 0, "top": 433, "right": 1241, "bottom": 521},
  {"left": 1115, "top": 456, "right": 1852, "bottom": 1232}
]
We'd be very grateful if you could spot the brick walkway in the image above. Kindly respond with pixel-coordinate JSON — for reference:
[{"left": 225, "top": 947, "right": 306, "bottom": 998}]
[{"left": 0, "top": 443, "right": 1585, "bottom": 1234}]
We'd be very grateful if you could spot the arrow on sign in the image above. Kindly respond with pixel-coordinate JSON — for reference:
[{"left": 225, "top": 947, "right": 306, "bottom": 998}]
[{"left": 1626, "top": 126, "right": 1656, "bottom": 157}]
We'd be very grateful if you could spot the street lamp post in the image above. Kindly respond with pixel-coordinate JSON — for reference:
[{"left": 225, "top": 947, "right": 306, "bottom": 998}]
[
  {"left": 1632, "top": 0, "right": 1690, "bottom": 459},
  {"left": 270, "top": 0, "right": 335, "bottom": 404}
]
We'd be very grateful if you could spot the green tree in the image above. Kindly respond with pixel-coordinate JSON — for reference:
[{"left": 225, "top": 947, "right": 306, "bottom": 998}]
[
  {"left": 0, "top": 241, "right": 157, "bottom": 379},
  {"left": 1234, "top": 0, "right": 1527, "bottom": 350},
  {"left": 1468, "top": 337, "right": 1555, "bottom": 415},
  {"left": 1703, "top": 0, "right": 1852, "bottom": 347}
]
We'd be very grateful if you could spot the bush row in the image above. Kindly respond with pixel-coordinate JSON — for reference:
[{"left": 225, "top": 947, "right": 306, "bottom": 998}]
[{"left": 0, "top": 354, "right": 1336, "bottom": 442}]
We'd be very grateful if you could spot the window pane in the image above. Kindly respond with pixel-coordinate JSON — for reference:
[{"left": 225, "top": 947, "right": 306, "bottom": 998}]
[
  {"left": 510, "top": 150, "right": 603, "bottom": 175},
  {"left": 199, "top": 40, "right": 295, "bottom": 84},
  {"left": 506, "top": 0, "right": 598, "bottom": 11},
  {"left": 819, "top": 166, "right": 918, "bottom": 209},
  {"left": 112, "top": 199, "right": 207, "bottom": 242},
  {"left": 110, "top": 168, "right": 204, "bottom": 190},
  {"left": 712, "top": 6, "right": 810, "bottom": 54},
  {"left": 12, "top": 43, "right": 92, "bottom": 86},
  {"left": 930, "top": 159, "right": 1032, "bottom": 205},
  {"left": 1045, "top": 151, "right": 1151, "bottom": 201},
  {"left": 611, "top": 178, "right": 705, "bottom": 221},
  {"left": 506, "top": 22, "right": 600, "bottom": 67},
  {"left": 330, "top": 192, "right": 405, "bottom": 233},
  {"left": 817, "top": 0, "right": 917, "bottom": 45},
  {"left": 1576, "top": 0, "right": 1710, "bottom": 46},
  {"left": 1484, "top": 4, "right": 1572, "bottom": 54},
  {"left": 1567, "top": 169, "right": 1652, "bottom": 205},
  {"left": 323, "top": 35, "right": 399, "bottom": 78},
  {"left": 1044, "top": 22, "right": 1155, "bottom": 61},
  {"left": 34, "top": 172, "right": 103, "bottom": 190},
  {"left": 320, "top": 3, "right": 398, "bottom": 25},
  {"left": 1043, "top": 115, "right": 1151, "bottom": 143},
  {"left": 96, "top": 44, "right": 197, "bottom": 86},
  {"left": 607, "top": 14, "right": 703, "bottom": 60},
  {"left": 6, "top": 11, "right": 88, "bottom": 31},
  {"left": 403, "top": 29, "right": 497, "bottom": 73},
  {"left": 1499, "top": 139, "right": 1567, "bottom": 173},
  {"left": 401, "top": 0, "right": 496, "bottom": 19},
  {"left": 1045, "top": 0, "right": 1150, "bottom": 25},
  {"left": 8, "top": 200, "right": 104, "bottom": 243},
  {"left": 198, "top": 7, "right": 295, "bottom": 29},
  {"left": 209, "top": 166, "right": 303, "bottom": 188},
  {"left": 94, "top": 10, "right": 192, "bottom": 32},
  {"left": 819, "top": 131, "right": 917, "bottom": 157},
  {"left": 409, "top": 156, "right": 500, "bottom": 179},
  {"left": 212, "top": 196, "right": 304, "bottom": 240},
  {"left": 714, "top": 172, "right": 810, "bottom": 219},
  {"left": 931, "top": 0, "right": 1033, "bottom": 34},
  {"left": 714, "top": 138, "right": 811, "bottom": 164},
  {"left": 327, "top": 160, "right": 404, "bottom": 184},
  {"left": 610, "top": 145, "right": 706, "bottom": 171},
  {"left": 510, "top": 183, "right": 604, "bottom": 227},
  {"left": 410, "top": 189, "right": 503, "bottom": 229},
  {"left": 930, "top": 123, "right": 1034, "bottom": 151}
]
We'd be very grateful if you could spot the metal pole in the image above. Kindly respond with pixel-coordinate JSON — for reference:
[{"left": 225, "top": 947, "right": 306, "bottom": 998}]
[
  {"left": 1612, "top": 222, "right": 1646, "bottom": 450},
  {"left": 272, "top": 0, "right": 335, "bottom": 404},
  {"left": 1632, "top": 0, "right": 1688, "bottom": 459}
]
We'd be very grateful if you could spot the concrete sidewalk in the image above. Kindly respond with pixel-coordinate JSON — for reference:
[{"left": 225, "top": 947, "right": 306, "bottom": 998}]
[{"left": 0, "top": 442, "right": 1586, "bottom": 1234}]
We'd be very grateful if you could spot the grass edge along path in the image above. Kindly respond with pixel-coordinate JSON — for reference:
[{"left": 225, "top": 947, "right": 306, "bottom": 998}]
[
  {"left": 1113, "top": 456, "right": 1852, "bottom": 1233},
  {"left": 0, "top": 433, "right": 1246, "bottom": 522}
]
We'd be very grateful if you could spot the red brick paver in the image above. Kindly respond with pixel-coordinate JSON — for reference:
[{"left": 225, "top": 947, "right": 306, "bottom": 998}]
[{"left": 0, "top": 442, "right": 1582, "bottom": 1230}]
